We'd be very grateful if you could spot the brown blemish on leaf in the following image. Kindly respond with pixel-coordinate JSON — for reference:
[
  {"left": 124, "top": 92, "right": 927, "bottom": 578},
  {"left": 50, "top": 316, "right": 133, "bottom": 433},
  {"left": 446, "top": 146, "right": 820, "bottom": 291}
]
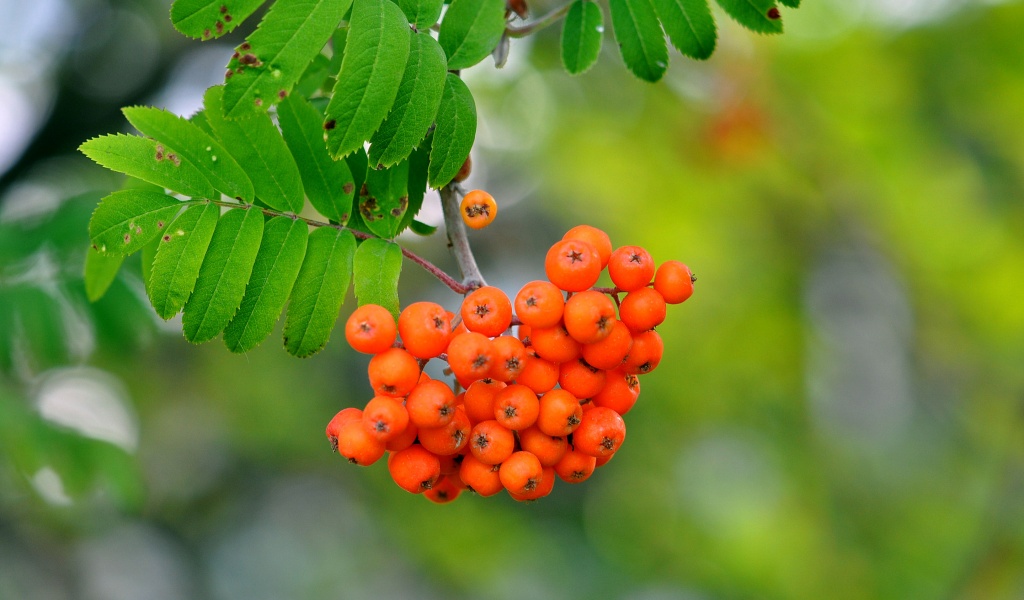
[
  {"left": 157, "top": 221, "right": 165, "bottom": 228},
  {"left": 240, "top": 53, "right": 261, "bottom": 67},
  {"left": 224, "top": 14, "right": 232, "bottom": 22},
  {"left": 360, "top": 198, "right": 380, "bottom": 221},
  {"left": 340, "top": 213, "right": 349, "bottom": 222},
  {"left": 254, "top": 98, "right": 263, "bottom": 107},
  {"left": 215, "top": 21, "right": 224, "bottom": 34},
  {"left": 220, "top": 4, "right": 228, "bottom": 13},
  {"left": 203, "top": 28, "right": 211, "bottom": 39},
  {"left": 359, "top": 183, "right": 368, "bottom": 196},
  {"left": 278, "top": 89, "right": 287, "bottom": 99},
  {"left": 167, "top": 153, "right": 181, "bottom": 167},
  {"left": 324, "top": 120, "right": 336, "bottom": 130},
  {"left": 240, "top": 42, "right": 251, "bottom": 51},
  {"left": 225, "top": 70, "right": 234, "bottom": 79},
  {"left": 767, "top": 7, "right": 781, "bottom": 19},
  {"left": 163, "top": 235, "right": 171, "bottom": 242},
  {"left": 123, "top": 233, "right": 131, "bottom": 244},
  {"left": 155, "top": 144, "right": 164, "bottom": 161},
  {"left": 342, "top": 182, "right": 354, "bottom": 194}
]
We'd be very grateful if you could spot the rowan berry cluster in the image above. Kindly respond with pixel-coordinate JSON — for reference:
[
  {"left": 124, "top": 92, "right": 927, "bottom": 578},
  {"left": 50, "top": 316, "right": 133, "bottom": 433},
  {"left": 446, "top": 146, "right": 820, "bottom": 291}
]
[{"left": 325, "top": 225, "right": 695, "bottom": 503}]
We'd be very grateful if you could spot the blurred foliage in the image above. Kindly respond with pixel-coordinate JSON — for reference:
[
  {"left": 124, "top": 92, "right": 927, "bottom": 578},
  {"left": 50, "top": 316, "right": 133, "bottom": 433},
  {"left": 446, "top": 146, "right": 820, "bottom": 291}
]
[{"left": 2, "top": 1, "right": 1024, "bottom": 599}]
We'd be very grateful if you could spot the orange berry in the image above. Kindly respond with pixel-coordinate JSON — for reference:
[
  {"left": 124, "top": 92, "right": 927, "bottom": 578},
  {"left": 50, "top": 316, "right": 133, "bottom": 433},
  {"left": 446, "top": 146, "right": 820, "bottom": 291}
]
[
  {"left": 530, "top": 325, "right": 581, "bottom": 364},
  {"left": 562, "top": 225, "right": 612, "bottom": 269},
  {"left": 622, "top": 329, "right": 663, "bottom": 375},
  {"left": 398, "top": 301, "right": 451, "bottom": 359},
  {"left": 493, "top": 384, "right": 540, "bottom": 431},
  {"left": 468, "top": 419, "right": 516, "bottom": 465},
  {"left": 518, "top": 426, "right": 568, "bottom": 467},
  {"left": 463, "top": 379, "right": 506, "bottom": 424},
  {"left": 618, "top": 287, "right": 667, "bottom": 333},
  {"left": 362, "top": 396, "right": 410, "bottom": 443},
  {"left": 489, "top": 335, "right": 527, "bottom": 382},
  {"left": 446, "top": 331, "right": 494, "bottom": 383},
  {"left": 326, "top": 407, "right": 362, "bottom": 452},
  {"left": 608, "top": 245, "right": 655, "bottom": 291},
  {"left": 367, "top": 348, "right": 420, "bottom": 397},
  {"left": 558, "top": 359, "right": 607, "bottom": 399},
  {"left": 545, "top": 239, "right": 602, "bottom": 292},
  {"left": 424, "top": 475, "right": 463, "bottom": 503},
  {"left": 572, "top": 407, "right": 626, "bottom": 457},
  {"left": 515, "top": 350, "right": 559, "bottom": 394},
  {"left": 418, "top": 406, "right": 471, "bottom": 456},
  {"left": 336, "top": 419, "right": 386, "bottom": 466},
  {"left": 595, "top": 453, "right": 615, "bottom": 467},
  {"left": 405, "top": 379, "right": 457, "bottom": 429},
  {"left": 498, "top": 451, "right": 544, "bottom": 495},
  {"left": 517, "top": 323, "right": 532, "bottom": 346},
  {"left": 536, "top": 388, "right": 583, "bottom": 436},
  {"left": 388, "top": 444, "right": 441, "bottom": 493},
  {"left": 654, "top": 260, "right": 695, "bottom": 304},
  {"left": 459, "top": 454, "right": 504, "bottom": 497},
  {"left": 554, "top": 447, "right": 597, "bottom": 483},
  {"left": 563, "top": 290, "right": 617, "bottom": 344},
  {"left": 385, "top": 419, "right": 419, "bottom": 452},
  {"left": 581, "top": 319, "right": 633, "bottom": 370},
  {"left": 460, "top": 286, "right": 513, "bottom": 337},
  {"left": 460, "top": 189, "right": 497, "bottom": 229},
  {"left": 514, "top": 280, "right": 565, "bottom": 328},
  {"left": 453, "top": 155, "right": 473, "bottom": 183},
  {"left": 509, "top": 466, "right": 556, "bottom": 502},
  {"left": 592, "top": 370, "right": 641, "bottom": 415},
  {"left": 345, "top": 304, "right": 397, "bottom": 354}
]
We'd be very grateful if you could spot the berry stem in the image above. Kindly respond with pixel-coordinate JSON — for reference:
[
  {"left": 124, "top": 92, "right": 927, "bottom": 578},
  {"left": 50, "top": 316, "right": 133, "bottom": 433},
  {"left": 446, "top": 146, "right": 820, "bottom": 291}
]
[
  {"left": 210, "top": 199, "right": 473, "bottom": 295},
  {"left": 440, "top": 183, "right": 487, "bottom": 292},
  {"left": 506, "top": 3, "right": 574, "bottom": 39}
]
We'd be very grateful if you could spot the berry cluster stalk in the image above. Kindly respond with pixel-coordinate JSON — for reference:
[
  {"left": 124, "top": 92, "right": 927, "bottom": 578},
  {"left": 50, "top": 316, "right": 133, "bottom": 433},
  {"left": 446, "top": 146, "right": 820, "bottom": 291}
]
[{"left": 440, "top": 183, "right": 487, "bottom": 291}]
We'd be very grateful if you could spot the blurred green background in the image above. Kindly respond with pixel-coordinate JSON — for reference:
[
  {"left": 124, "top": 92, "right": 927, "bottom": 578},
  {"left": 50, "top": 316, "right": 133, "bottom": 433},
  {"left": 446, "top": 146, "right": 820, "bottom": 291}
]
[{"left": 2, "top": 0, "right": 1024, "bottom": 598}]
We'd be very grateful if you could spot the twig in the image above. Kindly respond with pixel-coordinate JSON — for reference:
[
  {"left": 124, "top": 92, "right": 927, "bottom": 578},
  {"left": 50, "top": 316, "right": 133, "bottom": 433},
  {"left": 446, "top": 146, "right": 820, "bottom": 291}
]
[
  {"left": 440, "top": 184, "right": 487, "bottom": 292},
  {"left": 506, "top": 2, "right": 574, "bottom": 39}
]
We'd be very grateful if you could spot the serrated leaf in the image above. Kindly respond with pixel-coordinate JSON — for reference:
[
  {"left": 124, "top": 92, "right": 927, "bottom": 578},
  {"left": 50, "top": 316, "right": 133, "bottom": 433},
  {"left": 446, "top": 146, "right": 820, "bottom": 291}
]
[
  {"left": 360, "top": 160, "right": 410, "bottom": 238},
  {"left": 277, "top": 95, "right": 355, "bottom": 224},
  {"left": 397, "top": 142, "right": 430, "bottom": 234},
  {"left": 147, "top": 202, "right": 221, "bottom": 320},
  {"left": 123, "top": 106, "right": 255, "bottom": 202},
  {"left": 437, "top": 0, "right": 505, "bottom": 70},
  {"left": 610, "top": 0, "right": 669, "bottom": 82},
  {"left": 561, "top": 1, "right": 604, "bottom": 75},
  {"left": 224, "top": 216, "right": 309, "bottom": 353},
  {"left": 368, "top": 32, "right": 447, "bottom": 168},
  {"left": 409, "top": 220, "right": 436, "bottom": 235},
  {"left": 88, "top": 189, "right": 187, "bottom": 256},
  {"left": 80, "top": 134, "right": 216, "bottom": 198},
  {"left": 778, "top": 0, "right": 798, "bottom": 7},
  {"left": 203, "top": 86, "right": 305, "bottom": 213},
  {"left": 353, "top": 237, "right": 402, "bottom": 318},
  {"left": 428, "top": 74, "right": 477, "bottom": 188},
  {"left": 714, "top": 0, "right": 783, "bottom": 34},
  {"left": 325, "top": 0, "right": 411, "bottom": 158},
  {"left": 652, "top": 0, "right": 716, "bottom": 59},
  {"left": 223, "top": 0, "right": 352, "bottom": 117},
  {"left": 84, "top": 247, "right": 124, "bottom": 302},
  {"left": 396, "top": 0, "right": 444, "bottom": 29},
  {"left": 171, "top": 0, "right": 267, "bottom": 40},
  {"left": 283, "top": 227, "right": 355, "bottom": 357},
  {"left": 182, "top": 208, "right": 265, "bottom": 344},
  {"left": 141, "top": 237, "right": 159, "bottom": 297}
]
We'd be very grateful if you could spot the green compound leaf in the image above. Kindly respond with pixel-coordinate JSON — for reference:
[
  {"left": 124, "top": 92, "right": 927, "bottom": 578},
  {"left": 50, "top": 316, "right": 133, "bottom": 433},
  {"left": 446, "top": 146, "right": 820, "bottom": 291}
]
[
  {"left": 79, "top": 134, "right": 216, "bottom": 199},
  {"left": 283, "top": 227, "right": 356, "bottom": 358},
  {"left": 182, "top": 208, "right": 265, "bottom": 344},
  {"left": 89, "top": 189, "right": 188, "bottom": 256},
  {"left": 353, "top": 237, "right": 402, "bottom": 319},
  {"left": 428, "top": 74, "right": 477, "bottom": 188},
  {"left": 396, "top": 0, "right": 444, "bottom": 29},
  {"left": 438, "top": 0, "right": 505, "bottom": 70},
  {"left": 561, "top": 1, "right": 604, "bottom": 76},
  {"left": 141, "top": 237, "right": 159, "bottom": 298},
  {"left": 203, "top": 86, "right": 305, "bottom": 213},
  {"left": 325, "top": 0, "right": 411, "bottom": 159},
  {"left": 609, "top": 0, "right": 669, "bottom": 82},
  {"left": 223, "top": 0, "right": 352, "bottom": 117},
  {"left": 398, "top": 143, "right": 430, "bottom": 234},
  {"left": 778, "top": 0, "right": 798, "bottom": 7},
  {"left": 123, "top": 106, "right": 255, "bottom": 202},
  {"left": 147, "top": 202, "right": 221, "bottom": 320},
  {"left": 170, "top": 0, "right": 267, "bottom": 40},
  {"left": 714, "top": 0, "right": 783, "bottom": 34},
  {"left": 224, "top": 216, "right": 309, "bottom": 353},
  {"left": 368, "top": 32, "right": 447, "bottom": 169},
  {"left": 652, "top": 0, "right": 716, "bottom": 60},
  {"left": 360, "top": 159, "right": 410, "bottom": 239},
  {"left": 277, "top": 95, "right": 355, "bottom": 224},
  {"left": 84, "top": 247, "right": 125, "bottom": 302}
]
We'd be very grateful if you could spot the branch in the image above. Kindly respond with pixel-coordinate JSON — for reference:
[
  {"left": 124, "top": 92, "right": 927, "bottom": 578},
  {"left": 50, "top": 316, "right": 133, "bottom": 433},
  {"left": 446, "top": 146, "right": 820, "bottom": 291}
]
[
  {"left": 209, "top": 199, "right": 472, "bottom": 294},
  {"left": 506, "top": 2, "right": 574, "bottom": 39},
  {"left": 440, "top": 184, "right": 487, "bottom": 291}
]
